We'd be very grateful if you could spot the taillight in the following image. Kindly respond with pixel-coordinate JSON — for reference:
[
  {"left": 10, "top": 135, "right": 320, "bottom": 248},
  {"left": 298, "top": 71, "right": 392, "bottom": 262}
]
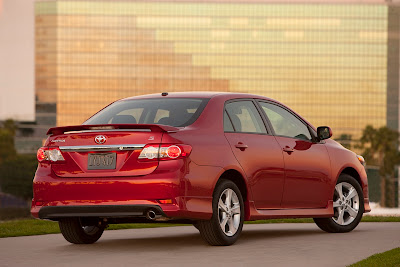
[
  {"left": 138, "top": 144, "right": 191, "bottom": 161},
  {"left": 166, "top": 145, "right": 181, "bottom": 159},
  {"left": 37, "top": 148, "right": 46, "bottom": 162},
  {"left": 37, "top": 147, "right": 65, "bottom": 162}
]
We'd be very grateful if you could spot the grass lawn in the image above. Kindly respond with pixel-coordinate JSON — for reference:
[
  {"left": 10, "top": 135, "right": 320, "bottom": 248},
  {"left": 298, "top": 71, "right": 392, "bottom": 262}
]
[
  {"left": 0, "top": 216, "right": 399, "bottom": 238},
  {"left": 349, "top": 247, "right": 400, "bottom": 267}
]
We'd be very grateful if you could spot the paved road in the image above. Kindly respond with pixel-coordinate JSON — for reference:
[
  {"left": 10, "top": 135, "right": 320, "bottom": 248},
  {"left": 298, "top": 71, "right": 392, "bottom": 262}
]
[{"left": 1, "top": 222, "right": 399, "bottom": 267}]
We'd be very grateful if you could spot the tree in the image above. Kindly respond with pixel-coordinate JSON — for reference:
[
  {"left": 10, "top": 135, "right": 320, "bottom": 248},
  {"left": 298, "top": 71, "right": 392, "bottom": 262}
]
[
  {"left": 0, "top": 154, "right": 37, "bottom": 201},
  {"left": 358, "top": 125, "right": 400, "bottom": 207},
  {"left": 0, "top": 119, "right": 17, "bottom": 164},
  {"left": 335, "top": 133, "right": 352, "bottom": 150},
  {"left": 0, "top": 119, "right": 37, "bottom": 201}
]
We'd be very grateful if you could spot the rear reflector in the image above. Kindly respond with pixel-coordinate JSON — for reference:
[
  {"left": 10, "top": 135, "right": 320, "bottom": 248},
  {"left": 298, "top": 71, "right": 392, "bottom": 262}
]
[
  {"left": 158, "top": 199, "right": 173, "bottom": 204},
  {"left": 138, "top": 144, "right": 191, "bottom": 161},
  {"left": 37, "top": 147, "right": 65, "bottom": 162}
]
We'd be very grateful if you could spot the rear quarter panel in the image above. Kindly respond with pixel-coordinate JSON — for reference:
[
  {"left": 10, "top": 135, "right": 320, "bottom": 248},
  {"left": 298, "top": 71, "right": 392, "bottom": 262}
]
[{"left": 162, "top": 96, "right": 250, "bottom": 199}]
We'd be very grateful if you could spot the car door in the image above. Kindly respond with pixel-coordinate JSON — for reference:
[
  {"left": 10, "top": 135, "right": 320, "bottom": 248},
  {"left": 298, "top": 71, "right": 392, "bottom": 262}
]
[
  {"left": 224, "top": 100, "right": 285, "bottom": 209},
  {"left": 257, "top": 101, "right": 332, "bottom": 209}
]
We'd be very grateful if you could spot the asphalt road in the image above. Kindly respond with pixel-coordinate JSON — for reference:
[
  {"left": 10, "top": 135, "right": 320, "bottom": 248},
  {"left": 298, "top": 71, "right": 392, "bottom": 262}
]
[{"left": 1, "top": 222, "right": 399, "bottom": 267}]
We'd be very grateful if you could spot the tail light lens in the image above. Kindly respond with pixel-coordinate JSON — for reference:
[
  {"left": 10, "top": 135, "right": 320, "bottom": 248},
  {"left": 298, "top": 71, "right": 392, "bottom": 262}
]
[
  {"left": 138, "top": 144, "right": 191, "bottom": 161},
  {"left": 37, "top": 147, "right": 65, "bottom": 162}
]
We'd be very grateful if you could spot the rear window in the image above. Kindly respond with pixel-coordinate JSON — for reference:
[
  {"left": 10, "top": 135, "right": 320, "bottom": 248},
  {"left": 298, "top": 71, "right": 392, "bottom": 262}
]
[{"left": 84, "top": 98, "right": 209, "bottom": 127}]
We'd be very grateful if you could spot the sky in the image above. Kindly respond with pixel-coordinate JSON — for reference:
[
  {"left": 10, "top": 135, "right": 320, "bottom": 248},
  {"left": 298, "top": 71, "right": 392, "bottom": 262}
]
[{"left": 0, "top": 0, "right": 35, "bottom": 122}]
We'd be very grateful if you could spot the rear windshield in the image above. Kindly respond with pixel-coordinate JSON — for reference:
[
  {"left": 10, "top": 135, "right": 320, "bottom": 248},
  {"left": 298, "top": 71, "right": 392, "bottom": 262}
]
[{"left": 84, "top": 98, "right": 209, "bottom": 127}]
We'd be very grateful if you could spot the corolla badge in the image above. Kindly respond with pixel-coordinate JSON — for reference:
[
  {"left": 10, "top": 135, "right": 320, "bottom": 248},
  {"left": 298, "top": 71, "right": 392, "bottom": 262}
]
[
  {"left": 51, "top": 139, "right": 65, "bottom": 143},
  {"left": 94, "top": 135, "right": 107, "bottom": 144}
]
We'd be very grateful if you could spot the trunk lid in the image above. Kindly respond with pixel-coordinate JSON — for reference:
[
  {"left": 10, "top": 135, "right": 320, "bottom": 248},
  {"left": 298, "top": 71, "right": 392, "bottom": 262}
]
[{"left": 46, "top": 124, "right": 178, "bottom": 178}]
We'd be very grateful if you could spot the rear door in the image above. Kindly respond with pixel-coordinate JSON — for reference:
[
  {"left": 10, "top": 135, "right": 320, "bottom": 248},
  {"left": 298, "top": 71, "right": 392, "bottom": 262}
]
[
  {"left": 224, "top": 100, "right": 285, "bottom": 209},
  {"left": 257, "top": 101, "right": 331, "bottom": 209}
]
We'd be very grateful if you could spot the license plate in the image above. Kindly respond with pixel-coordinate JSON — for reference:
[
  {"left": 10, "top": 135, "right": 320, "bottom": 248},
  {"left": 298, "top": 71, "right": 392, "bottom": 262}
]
[{"left": 88, "top": 153, "right": 116, "bottom": 170}]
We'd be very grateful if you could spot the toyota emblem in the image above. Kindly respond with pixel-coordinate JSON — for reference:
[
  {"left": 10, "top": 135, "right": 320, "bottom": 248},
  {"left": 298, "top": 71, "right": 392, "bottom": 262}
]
[{"left": 94, "top": 135, "right": 107, "bottom": 144}]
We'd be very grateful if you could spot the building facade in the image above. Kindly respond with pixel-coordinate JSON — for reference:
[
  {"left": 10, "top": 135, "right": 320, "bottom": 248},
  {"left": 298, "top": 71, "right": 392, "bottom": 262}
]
[{"left": 35, "top": 0, "right": 400, "bottom": 143}]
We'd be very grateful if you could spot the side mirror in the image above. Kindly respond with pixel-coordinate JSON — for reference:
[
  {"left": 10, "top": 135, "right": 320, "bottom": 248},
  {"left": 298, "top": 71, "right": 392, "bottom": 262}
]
[{"left": 317, "top": 126, "right": 332, "bottom": 140}]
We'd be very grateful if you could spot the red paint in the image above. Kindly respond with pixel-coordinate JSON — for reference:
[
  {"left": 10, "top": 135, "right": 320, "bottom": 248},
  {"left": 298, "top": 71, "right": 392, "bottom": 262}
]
[{"left": 31, "top": 92, "right": 370, "bottom": 221}]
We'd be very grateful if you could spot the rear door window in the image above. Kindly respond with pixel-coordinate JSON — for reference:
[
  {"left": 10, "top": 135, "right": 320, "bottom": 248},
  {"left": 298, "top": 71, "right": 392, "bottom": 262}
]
[{"left": 225, "top": 101, "right": 267, "bottom": 134}]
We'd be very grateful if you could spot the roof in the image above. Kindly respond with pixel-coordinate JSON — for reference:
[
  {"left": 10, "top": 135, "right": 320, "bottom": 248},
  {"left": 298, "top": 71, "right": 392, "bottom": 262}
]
[{"left": 122, "top": 91, "right": 274, "bottom": 100}]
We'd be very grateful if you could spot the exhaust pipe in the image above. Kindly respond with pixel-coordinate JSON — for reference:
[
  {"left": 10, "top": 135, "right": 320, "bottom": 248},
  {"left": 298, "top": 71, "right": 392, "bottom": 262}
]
[
  {"left": 146, "top": 209, "right": 164, "bottom": 221},
  {"left": 146, "top": 209, "right": 157, "bottom": 220}
]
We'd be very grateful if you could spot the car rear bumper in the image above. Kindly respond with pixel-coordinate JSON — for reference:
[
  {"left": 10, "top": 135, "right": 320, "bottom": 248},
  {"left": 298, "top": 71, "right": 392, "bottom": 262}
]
[
  {"left": 31, "top": 160, "right": 222, "bottom": 221},
  {"left": 31, "top": 197, "right": 212, "bottom": 220}
]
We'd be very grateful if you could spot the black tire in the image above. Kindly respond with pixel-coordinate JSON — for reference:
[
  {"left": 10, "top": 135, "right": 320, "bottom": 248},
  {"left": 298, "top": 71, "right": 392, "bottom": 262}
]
[
  {"left": 193, "top": 222, "right": 200, "bottom": 231},
  {"left": 198, "top": 179, "right": 244, "bottom": 246},
  {"left": 59, "top": 218, "right": 104, "bottom": 244},
  {"left": 314, "top": 174, "right": 364, "bottom": 233}
]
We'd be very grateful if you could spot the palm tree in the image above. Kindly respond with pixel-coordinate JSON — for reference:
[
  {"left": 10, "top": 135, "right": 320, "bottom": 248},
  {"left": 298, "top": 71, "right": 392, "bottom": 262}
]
[{"left": 359, "top": 125, "right": 400, "bottom": 207}]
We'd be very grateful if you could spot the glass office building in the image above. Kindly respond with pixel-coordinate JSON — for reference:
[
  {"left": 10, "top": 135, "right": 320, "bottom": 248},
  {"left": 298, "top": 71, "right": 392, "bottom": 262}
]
[{"left": 35, "top": 0, "right": 400, "bottom": 141}]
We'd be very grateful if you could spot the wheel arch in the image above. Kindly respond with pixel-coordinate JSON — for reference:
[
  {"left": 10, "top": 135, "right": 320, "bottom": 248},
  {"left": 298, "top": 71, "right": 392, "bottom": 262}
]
[
  {"left": 216, "top": 169, "right": 251, "bottom": 220},
  {"left": 336, "top": 165, "right": 371, "bottom": 213},
  {"left": 339, "top": 167, "right": 362, "bottom": 187}
]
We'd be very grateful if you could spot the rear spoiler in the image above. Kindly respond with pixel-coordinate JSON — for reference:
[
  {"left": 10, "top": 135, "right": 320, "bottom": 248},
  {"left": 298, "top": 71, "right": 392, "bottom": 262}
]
[{"left": 47, "top": 124, "right": 180, "bottom": 135}]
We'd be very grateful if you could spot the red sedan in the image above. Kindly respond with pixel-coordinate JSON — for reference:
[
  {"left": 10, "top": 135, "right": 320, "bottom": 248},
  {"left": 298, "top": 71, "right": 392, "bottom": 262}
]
[{"left": 31, "top": 92, "right": 370, "bottom": 245}]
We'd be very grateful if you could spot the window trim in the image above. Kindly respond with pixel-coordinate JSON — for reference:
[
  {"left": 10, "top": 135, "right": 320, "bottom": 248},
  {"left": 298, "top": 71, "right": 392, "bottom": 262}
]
[
  {"left": 224, "top": 110, "right": 235, "bottom": 132},
  {"left": 255, "top": 100, "right": 318, "bottom": 142},
  {"left": 223, "top": 98, "right": 271, "bottom": 135}
]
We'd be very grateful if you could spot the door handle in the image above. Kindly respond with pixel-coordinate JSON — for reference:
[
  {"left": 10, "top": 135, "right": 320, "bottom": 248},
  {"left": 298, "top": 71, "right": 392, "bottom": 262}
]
[
  {"left": 235, "top": 142, "right": 248, "bottom": 151},
  {"left": 283, "top": 146, "right": 294, "bottom": 153}
]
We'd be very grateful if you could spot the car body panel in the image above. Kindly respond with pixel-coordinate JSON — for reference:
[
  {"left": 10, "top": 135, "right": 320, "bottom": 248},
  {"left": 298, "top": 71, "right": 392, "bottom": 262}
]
[
  {"left": 225, "top": 132, "right": 285, "bottom": 209},
  {"left": 275, "top": 136, "right": 332, "bottom": 209},
  {"left": 31, "top": 92, "right": 370, "bottom": 223}
]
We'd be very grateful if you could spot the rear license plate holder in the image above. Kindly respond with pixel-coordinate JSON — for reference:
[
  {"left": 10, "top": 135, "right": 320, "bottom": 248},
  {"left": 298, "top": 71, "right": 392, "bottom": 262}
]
[{"left": 88, "top": 153, "right": 116, "bottom": 170}]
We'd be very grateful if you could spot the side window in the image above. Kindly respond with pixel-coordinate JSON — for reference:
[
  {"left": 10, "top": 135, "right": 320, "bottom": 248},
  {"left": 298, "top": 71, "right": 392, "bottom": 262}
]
[
  {"left": 225, "top": 101, "right": 266, "bottom": 134},
  {"left": 224, "top": 111, "right": 234, "bottom": 132},
  {"left": 259, "top": 102, "right": 312, "bottom": 141}
]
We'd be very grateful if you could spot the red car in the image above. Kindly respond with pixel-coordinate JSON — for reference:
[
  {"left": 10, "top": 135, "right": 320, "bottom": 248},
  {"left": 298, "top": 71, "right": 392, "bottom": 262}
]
[{"left": 31, "top": 92, "right": 370, "bottom": 245}]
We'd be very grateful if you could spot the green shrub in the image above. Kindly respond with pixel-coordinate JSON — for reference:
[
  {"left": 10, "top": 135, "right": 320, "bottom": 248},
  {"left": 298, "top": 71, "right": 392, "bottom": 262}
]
[{"left": 0, "top": 154, "right": 37, "bottom": 201}]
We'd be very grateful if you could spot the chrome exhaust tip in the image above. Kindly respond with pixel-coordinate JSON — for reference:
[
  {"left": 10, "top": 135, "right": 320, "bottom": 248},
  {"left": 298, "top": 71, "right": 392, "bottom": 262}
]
[{"left": 146, "top": 209, "right": 157, "bottom": 220}]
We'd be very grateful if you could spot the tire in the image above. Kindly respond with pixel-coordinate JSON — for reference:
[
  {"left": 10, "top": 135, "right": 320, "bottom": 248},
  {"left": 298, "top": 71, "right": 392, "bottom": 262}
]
[
  {"left": 193, "top": 222, "right": 200, "bottom": 231},
  {"left": 59, "top": 218, "right": 104, "bottom": 244},
  {"left": 198, "top": 179, "right": 244, "bottom": 246},
  {"left": 314, "top": 174, "right": 364, "bottom": 233}
]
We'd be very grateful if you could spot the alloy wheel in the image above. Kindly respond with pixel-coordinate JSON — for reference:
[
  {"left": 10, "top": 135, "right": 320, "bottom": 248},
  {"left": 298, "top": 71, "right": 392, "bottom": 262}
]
[
  {"left": 218, "top": 188, "right": 241, "bottom": 236},
  {"left": 332, "top": 182, "right": 360, "bottom": 226}
]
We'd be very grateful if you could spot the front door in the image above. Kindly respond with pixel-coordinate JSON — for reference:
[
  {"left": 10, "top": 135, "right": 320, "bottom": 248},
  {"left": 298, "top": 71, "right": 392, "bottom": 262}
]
[
  {"left": 257, "top": 101, "right": 332, "bottom": 209},
  {"left": 224, "top": 100, "right": 285, "bottom": 209}
]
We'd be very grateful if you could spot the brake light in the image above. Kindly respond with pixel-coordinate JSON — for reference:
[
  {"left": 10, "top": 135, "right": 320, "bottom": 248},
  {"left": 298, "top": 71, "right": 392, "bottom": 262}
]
[
  {"left": 37, "top": 147, "right": 65, "bottom": 162},
  {"left": 37, "top": 148, "right": 46, "bottom": 162},
  {"left": 138, "top": 144, "right": 191, "bottom": 161},
  {"left": 166, "top": 145, "right": 181, "bottom": 159}
]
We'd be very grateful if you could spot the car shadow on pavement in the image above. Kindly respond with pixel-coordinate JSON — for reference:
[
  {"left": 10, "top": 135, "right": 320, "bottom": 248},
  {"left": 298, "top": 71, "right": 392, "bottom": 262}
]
[
  {"left": 46, "top": 225, "right": 354, "bottom": 252},
  {"left": 239, "top": 228, "right": 323, "bottom": 244}
]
